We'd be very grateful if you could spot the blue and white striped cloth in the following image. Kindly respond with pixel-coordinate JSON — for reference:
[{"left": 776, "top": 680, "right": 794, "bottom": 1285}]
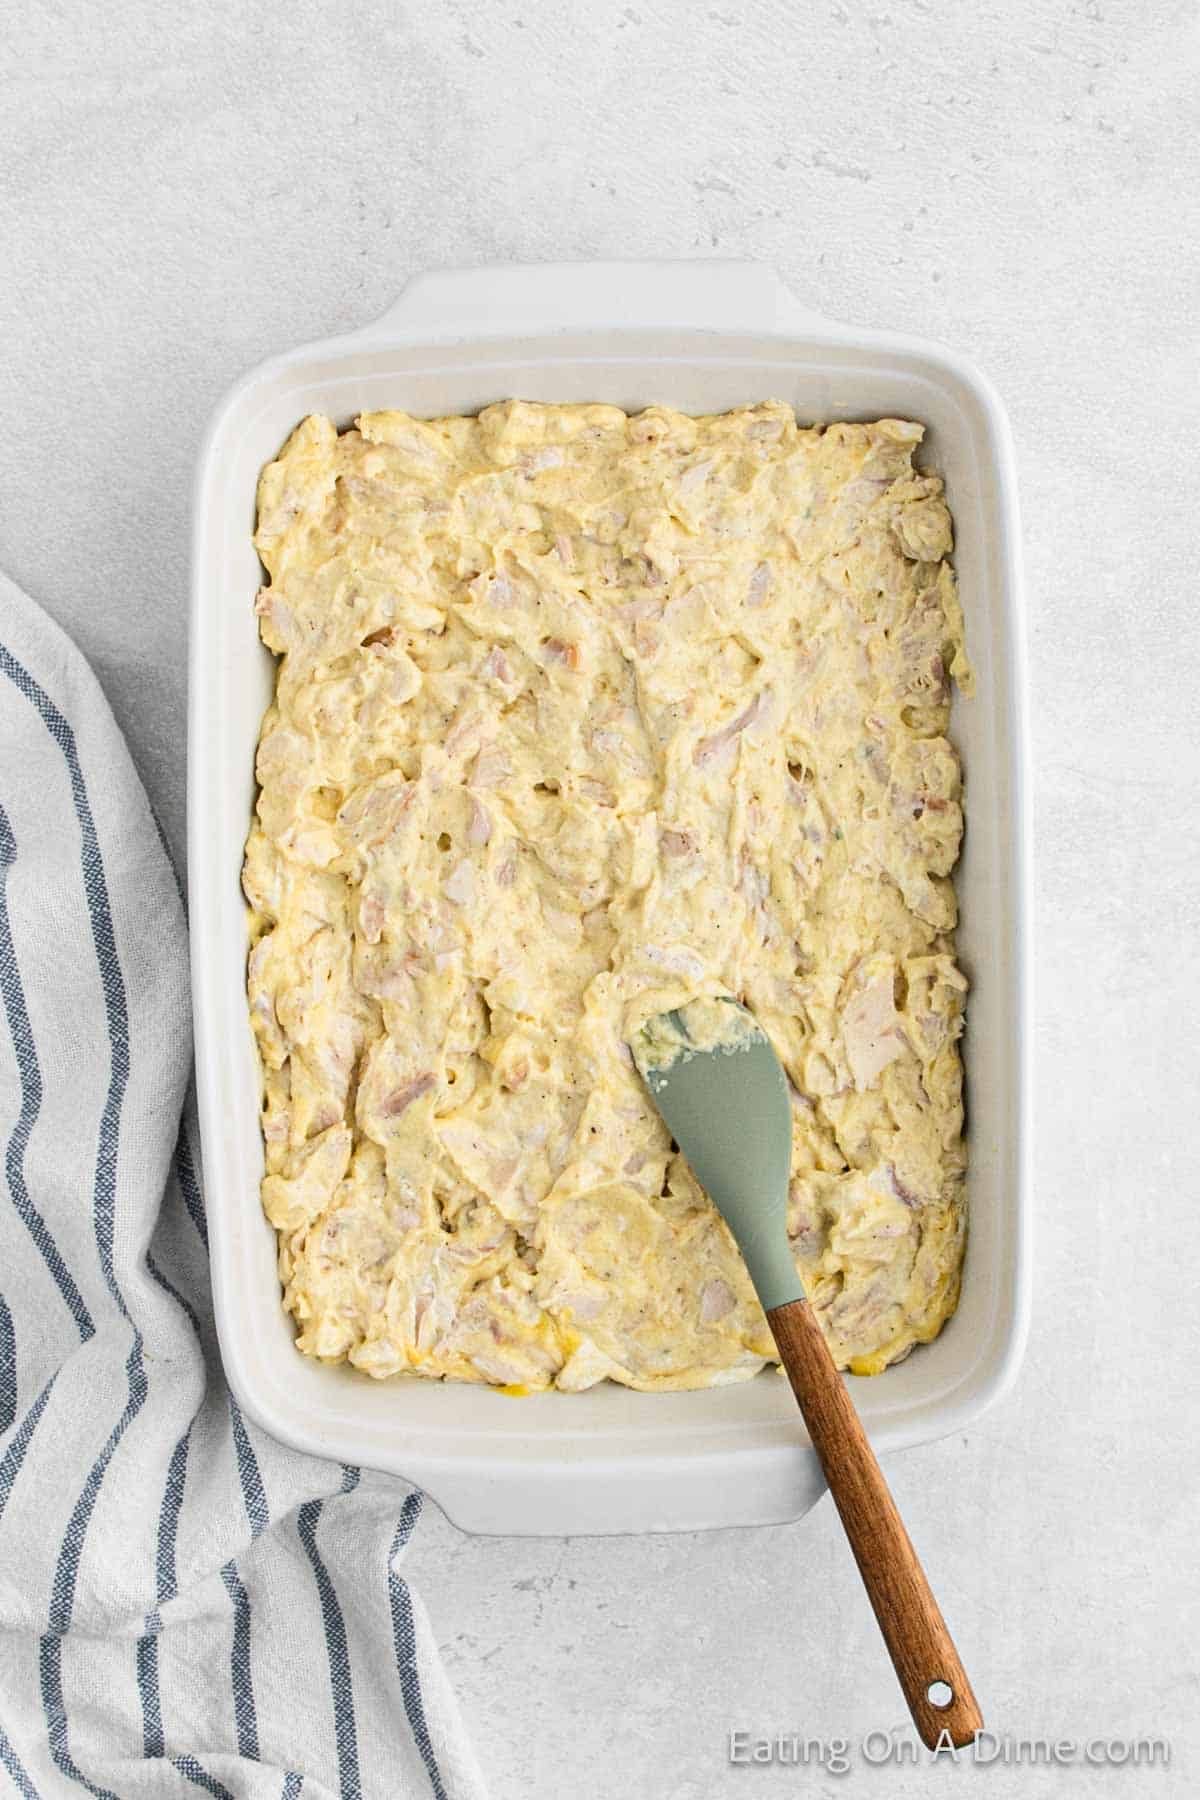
[{"left": 0, "top": 574, "right": 488, "bottom": 1800}]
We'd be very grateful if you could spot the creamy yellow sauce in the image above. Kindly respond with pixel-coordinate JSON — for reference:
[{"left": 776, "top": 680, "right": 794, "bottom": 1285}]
[
  {"left": 632, "top": 995, "right": 764, "bottom": 1077},
  {"left": 244, "top": 401, "right": 971, "bottom": 1391}
]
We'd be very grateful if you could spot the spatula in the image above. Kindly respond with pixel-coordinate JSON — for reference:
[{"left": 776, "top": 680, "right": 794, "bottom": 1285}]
[{"left": 631, "top": 997, "right": 982, "bottom": 1751}]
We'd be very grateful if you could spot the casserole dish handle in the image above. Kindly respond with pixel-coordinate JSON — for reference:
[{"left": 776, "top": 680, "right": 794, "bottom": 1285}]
[
  {"left": 356, "top": 260, "right": 833, "bottom": 339},
  {"left": 420, "top": 1442, "right": 829, "bottom": 1537}
]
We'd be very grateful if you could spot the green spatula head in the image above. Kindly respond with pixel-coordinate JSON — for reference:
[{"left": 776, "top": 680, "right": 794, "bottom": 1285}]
[{"left": 630, "top": 997, "right": 804, "bottom": 1312}]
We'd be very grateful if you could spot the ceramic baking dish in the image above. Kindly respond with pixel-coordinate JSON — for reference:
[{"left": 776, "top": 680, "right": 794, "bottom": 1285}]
[{"left": 189, "top": 260, "right": 1030, "bottom": 1536}]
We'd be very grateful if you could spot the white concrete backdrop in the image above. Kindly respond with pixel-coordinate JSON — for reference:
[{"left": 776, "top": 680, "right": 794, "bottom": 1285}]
[{"left": 2, "top": 1, "right": 1198, "bottom": 1795}]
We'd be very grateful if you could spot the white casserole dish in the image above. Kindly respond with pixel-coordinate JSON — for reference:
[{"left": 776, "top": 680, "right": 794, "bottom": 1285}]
[{"left": 189, "top": 261, "right": 1030, "bottom": 1536}]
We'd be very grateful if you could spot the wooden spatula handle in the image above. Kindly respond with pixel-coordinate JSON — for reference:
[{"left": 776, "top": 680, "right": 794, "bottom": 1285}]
[{"left": 767, "top": 1297, "right": 983, "bottom": 1750}]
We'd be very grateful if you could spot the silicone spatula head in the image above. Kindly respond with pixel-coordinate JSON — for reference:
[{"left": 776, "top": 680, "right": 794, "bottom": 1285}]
[{"left": 630, "top": 997, "right": 804, "bottom": 1312}]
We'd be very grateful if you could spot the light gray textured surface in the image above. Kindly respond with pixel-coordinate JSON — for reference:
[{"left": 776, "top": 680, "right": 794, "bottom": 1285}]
[{"left": 3, "top": 2, "right": 1198, "bottom": 1796}]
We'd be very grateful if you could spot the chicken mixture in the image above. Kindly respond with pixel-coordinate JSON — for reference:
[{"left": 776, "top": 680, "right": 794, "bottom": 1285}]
[{"left": 244, "top": 400, "right": 972, "bottom": 1392}]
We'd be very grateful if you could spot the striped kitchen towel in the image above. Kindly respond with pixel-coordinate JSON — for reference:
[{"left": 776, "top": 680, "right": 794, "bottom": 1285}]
[{"left": 0, "top": 572, "right": 488, "bottom": 1800}]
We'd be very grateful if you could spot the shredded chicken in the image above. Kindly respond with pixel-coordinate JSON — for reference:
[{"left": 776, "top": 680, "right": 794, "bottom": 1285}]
[{"left": 246, "top": 402, "right": 970, "bottom": 1390}]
